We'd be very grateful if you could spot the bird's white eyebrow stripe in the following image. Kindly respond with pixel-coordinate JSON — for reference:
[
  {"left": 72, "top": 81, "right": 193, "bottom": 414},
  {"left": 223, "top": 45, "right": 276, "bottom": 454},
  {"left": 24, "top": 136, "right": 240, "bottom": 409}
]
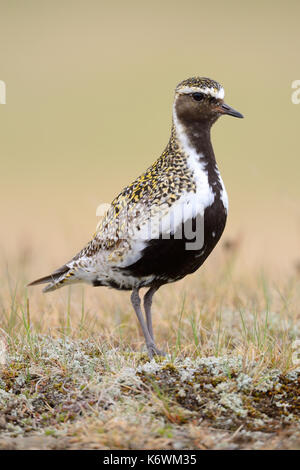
[{"left": 178, "top": 86, "right": 225, "bottom": 99}]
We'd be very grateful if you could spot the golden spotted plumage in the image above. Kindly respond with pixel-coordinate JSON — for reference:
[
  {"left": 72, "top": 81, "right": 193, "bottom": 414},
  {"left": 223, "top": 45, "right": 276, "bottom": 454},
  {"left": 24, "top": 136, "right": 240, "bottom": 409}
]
[{"left": 75, "top": 124, "right": 197, "bottom": 263}]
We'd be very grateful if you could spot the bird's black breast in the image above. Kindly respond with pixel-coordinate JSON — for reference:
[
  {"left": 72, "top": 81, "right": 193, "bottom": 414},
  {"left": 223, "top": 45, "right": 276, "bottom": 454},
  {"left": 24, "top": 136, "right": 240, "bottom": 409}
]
[{"left": 118, "top": 197, "right": 227, "bottom": 284}]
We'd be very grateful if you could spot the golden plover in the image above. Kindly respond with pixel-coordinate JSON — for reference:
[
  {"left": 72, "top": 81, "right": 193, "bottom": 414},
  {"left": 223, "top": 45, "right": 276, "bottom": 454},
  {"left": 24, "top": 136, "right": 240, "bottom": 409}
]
[{"left": 29, "top": 77, "right": 243, "bottom": 358}]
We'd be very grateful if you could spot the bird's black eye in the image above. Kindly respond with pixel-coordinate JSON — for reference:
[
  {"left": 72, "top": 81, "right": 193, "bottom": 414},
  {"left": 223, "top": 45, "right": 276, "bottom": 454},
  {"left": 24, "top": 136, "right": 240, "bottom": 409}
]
[{"left": 192, "top": 92, "right": 204, "bottom": 101}]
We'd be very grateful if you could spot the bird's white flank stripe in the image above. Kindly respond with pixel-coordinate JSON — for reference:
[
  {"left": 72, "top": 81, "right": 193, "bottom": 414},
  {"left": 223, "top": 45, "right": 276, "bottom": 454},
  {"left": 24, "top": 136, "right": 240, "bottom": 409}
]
[
  {"left": 216, "top": 169, "right": 229, "bottom": 212},
  {"left": 173, "top": 102, "right": 215, "bottom": 213}
]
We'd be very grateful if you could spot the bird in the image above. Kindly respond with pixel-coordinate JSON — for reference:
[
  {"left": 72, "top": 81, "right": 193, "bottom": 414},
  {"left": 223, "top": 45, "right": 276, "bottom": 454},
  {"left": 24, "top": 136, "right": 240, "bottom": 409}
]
[{"left": 29, "top": 76, "right": 243, "bottom": 358}]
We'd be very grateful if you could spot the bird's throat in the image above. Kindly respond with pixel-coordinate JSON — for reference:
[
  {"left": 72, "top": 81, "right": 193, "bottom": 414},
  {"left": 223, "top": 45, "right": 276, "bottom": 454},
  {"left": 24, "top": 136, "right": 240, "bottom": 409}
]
[{"left": 172, "top": 109, "right": 216, "bottom": 164}]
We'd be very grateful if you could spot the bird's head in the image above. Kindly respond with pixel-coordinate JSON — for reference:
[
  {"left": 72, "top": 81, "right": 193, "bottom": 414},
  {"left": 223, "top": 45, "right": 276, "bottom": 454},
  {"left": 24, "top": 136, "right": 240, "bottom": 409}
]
[{"left": 174, "top": 77, "right": 243, "bottom": 128}]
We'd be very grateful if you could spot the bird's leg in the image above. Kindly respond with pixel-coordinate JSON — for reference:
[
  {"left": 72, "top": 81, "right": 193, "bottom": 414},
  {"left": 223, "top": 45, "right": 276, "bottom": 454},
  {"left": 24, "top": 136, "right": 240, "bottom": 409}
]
[
  {"left": 131, "top": 288, "right": 165, "bottom": 359},
  {"left": 143, "top": 285, "right": 159, "bottom": 340},
  {"left": 144, "top": 285, "right": 166, "bottom": 357}
]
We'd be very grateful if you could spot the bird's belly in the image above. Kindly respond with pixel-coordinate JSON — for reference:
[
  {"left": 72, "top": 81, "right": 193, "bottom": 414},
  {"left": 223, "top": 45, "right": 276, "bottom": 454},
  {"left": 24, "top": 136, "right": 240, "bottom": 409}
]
[{"left": 118, "top": 198, "right": 227, "bottom": 284}]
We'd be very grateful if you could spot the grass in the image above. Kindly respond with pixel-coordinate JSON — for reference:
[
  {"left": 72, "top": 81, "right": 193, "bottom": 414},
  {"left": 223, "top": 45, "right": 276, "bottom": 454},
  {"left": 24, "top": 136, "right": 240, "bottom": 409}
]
[{"left": 0, "top": 241, "right": 300, "bottom": 450}]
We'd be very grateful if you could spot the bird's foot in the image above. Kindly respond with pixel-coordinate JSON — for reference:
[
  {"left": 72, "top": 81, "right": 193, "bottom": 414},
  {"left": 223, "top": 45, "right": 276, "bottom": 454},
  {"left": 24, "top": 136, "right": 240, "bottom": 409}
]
[{"left": 146, "top": 342, "right": 166, "bottom": 359}]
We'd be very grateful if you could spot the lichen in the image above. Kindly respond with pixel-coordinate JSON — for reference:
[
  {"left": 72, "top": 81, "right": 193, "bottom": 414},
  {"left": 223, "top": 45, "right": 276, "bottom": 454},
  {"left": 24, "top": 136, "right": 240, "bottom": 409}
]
[{"left": 0, "top": 336, "right": 299, "bottom": 446}]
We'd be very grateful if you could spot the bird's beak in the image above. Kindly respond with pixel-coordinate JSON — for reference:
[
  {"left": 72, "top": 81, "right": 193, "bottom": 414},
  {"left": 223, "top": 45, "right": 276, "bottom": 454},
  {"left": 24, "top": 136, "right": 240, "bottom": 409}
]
[{"left": 218, "top": 102, "right": 244, "bottom": 119}]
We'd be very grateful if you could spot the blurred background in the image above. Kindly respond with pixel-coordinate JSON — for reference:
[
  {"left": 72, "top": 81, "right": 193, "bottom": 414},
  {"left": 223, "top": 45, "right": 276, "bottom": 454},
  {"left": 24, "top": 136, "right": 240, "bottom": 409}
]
[{"left": 1, "top": 0, "right": 299, "bottom": 287}]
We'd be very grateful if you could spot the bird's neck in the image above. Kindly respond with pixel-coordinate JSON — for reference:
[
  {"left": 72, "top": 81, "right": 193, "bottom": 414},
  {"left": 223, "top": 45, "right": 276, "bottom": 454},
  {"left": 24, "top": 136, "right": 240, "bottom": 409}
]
[
  {"left": 170, "top": 107, "right": 227, "bottom": 209},
  {"left": 171, "top": 109, "right": 216, "bottom": 165}
]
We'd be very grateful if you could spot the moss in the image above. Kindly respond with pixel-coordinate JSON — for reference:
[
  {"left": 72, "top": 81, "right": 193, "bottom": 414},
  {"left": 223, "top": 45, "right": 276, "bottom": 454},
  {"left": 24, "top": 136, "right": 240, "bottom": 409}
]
[
  {"left": 134, "top": 356, "right": 300, "bottom": 433},
  {"left": 1, "top": 337, "right": 299, "bottom": 445}
]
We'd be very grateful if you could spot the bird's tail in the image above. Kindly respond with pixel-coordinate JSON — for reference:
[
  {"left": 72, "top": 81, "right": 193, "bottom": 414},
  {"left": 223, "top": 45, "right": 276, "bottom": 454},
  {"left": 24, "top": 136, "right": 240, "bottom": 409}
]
[{"left": 28, "top": 265, "right": 76, "bottom": 293}]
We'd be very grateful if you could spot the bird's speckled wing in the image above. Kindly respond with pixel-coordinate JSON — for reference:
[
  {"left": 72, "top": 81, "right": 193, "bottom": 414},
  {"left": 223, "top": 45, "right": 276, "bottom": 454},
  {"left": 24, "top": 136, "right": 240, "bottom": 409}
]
[{"left": 70, "top": 142, "right": 196, "bottom": 272}]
